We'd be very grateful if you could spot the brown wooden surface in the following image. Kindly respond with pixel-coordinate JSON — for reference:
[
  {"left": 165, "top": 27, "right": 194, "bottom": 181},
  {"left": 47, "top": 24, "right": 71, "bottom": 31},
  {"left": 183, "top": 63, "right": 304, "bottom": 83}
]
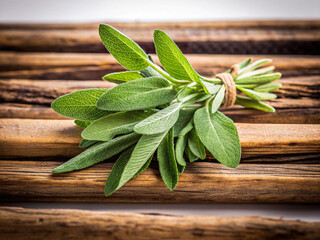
[
  {"left": 1, "top": 76, "right": 318, "bottom": 104},
  {"left": 1, "top": 102, "right": 319, "bottom": 124},
  {"left": 1, "top": 20, "right": 319, "bottom": 54},
  {"left": 1, "top": 119, "right": 319, "bottom": 159},
  {"left": 1, "top": 207, "right": 319, "bottom": 240},
  {"left": 1, "top": 53, "right": 319, "bottom": 78},
  {"left": 0, "top": 21, "right": 320, "bottom": 238},
  {"left": 1, "top": 161, "right": 319, "bottom": 203}
]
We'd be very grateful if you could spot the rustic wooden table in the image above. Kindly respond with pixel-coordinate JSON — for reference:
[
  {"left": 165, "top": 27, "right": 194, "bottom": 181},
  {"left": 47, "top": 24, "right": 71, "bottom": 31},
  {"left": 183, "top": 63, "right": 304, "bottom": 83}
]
[{"left": 0, "top": 20, "right": 320, "bottom": 239}]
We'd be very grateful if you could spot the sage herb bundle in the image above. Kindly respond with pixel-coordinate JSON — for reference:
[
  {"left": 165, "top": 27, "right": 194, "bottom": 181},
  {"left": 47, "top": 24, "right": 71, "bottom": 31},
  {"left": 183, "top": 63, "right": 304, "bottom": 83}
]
[{"left": 52, "top": 24, "right": 282, "bottom": 196}]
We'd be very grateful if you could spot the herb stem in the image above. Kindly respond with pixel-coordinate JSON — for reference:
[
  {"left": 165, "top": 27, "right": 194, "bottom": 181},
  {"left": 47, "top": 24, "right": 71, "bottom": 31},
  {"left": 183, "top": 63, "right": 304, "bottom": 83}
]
[
  {"left": 199, "top": 76, "right": 222, "bottom": 84},
  {"left": 149, "top": 62, "right": 190, "bottom": 84}
]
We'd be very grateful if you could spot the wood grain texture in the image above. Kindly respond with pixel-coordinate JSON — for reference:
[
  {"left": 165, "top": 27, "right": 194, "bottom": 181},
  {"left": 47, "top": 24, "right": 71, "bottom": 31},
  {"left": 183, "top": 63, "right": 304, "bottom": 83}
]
[
  {"left": 0, "top": 20, "right": 319, "bottom": 54},
  {"left": 0, "top": 161, "right": 319, "bottom": 203},
  {"left": 0, "top": 207, "right": 319, "bottom": 240},
  {"left": 1, "top": 103, "right": 319, "bottom": 124},
  {"left": 0, "top": 53, "right": 319, "bottom": 79},
  {"left": 0, "top": 119, "right": 319, "bottom": 159},
  {"left": 0, "top": 76, "right": 318, "bottom": 105}
]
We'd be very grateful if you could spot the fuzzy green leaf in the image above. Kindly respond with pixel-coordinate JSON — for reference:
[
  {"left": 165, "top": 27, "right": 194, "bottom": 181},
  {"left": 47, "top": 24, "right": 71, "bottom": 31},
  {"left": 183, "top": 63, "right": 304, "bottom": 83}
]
[
  {"left": 154, "top": 30, "right": 198, "bottom": 82},
  {"left": 199, "top": 80, "right": 221, "bottom": 94},
  {"left": 235, "top": 96, "right": 275, "bottom": 112},
  {"left": 104, "top": 131, "right": 167, "bottom": 196},
  {"left": 194, "top": 107, "right": 241, "bottom": 168},
  {"left": 51, "top": 89, "right": 110, "bottom": 121},
  {"left": 175, "top": 120, "right": 193, "bottom": 166},
  {"left": 104, "top": 147, "right": 134, "bottom": 196},
  {"left": 237, "top": 86, "right": 277, "bottom": 101},
  {"left": 236, "top": 66, "right": 275, "bottom": 80},
  {"left": 102, "top": 71, "right": 143, "bottom": 84},
  {"left": 82, "top": 111, "right": 152, "bottom": 141},
  {"left": 185, "top": 145, "right": 199, "bottom": 162},
  {"left": 173, "top": 106, "right": 197, "bottom": 137},
  {"left": 187, "top": 128, "right": 206, "bottom": 160},
  {"left": 140, "top": 66, "right": 162, "bottom": 78},
  {"left": 97, "top": 77, "right": 177, "bottom": 111},
  {"left": 74, "top": 120, "right": 93, "bottom": 128},
  {"left": 52, "top": 133, "right": 140, "bottom": 173},
  {"left": 134, "top": 103, "right": 181, "bottom": 135},
  {"left": 99, "top": 24, "right": 149, "bottom": 71},
  {"left": 211, "top": 85, "right": 225, "bottom": 113},
  {"left": 79, "top": 139, "right": 99, "bottom": 149},
  {"left": 253, "top": 82, "right": 282, "bottom": 92},
  {"left": 238, "top": 59, "right": 272, "bottom": 75},
  {"left": 133, "top": 154, "right": 153, "bottom": 179},
  {"left": 157, "top": 128, "right": 179, "bottom": 190},
  {"left": 238, "top": 58, "right": 252, "bottom": 69},
  {"left": 235, "top": 73, "right": 282, "bottom": 85}
]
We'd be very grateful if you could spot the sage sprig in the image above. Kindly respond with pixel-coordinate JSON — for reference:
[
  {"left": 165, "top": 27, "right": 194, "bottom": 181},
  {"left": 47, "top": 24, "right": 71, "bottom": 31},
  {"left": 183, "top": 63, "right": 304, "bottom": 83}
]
[{"left": 51, "top": 24, "right": 282, "bottom": 196}]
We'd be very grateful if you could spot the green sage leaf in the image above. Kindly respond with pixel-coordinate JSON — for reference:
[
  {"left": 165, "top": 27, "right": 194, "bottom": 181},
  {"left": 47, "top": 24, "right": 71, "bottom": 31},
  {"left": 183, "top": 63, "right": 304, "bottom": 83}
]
[
  {"left": 187, "top": 128, "right": 206, "bottom": 160},
  {"left": 211, "top": 85, "right": 225, "bottom": 113},
  {"left": 157, "top": 128, "right": 179, "bottom": 190},
  {"left": 238, "top": 58, "right": 252, "bottom": 69},
  {"left": 194, "top": 107, "right": 241, "bottom": 168},
  {"left": 133, "top": 154, "right": 153, "bottom": 179},
  {"left": 199, "top": 80, "right": 221, "bottom": 94},
  {"left": 82, "top": 111, "right": 152, "bottom": 141},
  {"left": 175, "top": 120, "right": 193, "bottom": 166},
  {"left": 52, "top": 132, "right": 140, "bottom": 173},
  {"left": 51, "top": 89, "right": 110, "bottom": 121},
  {"left": 238, "top": 59, "right": 272, "bottom": 75},
  {"left": 97, "top": 77, "right": 177, "bottom": 111},
  {"left": 99, "top": 24, "right": 149, "bottom": 71},
  {"left": 253, "top": 82, "right": 282, "bottom": 92},
  {"left": 134, "top": 103, "right": 181, "bottom": 135},
  {"left": 104, "top": 131, "right": 167, "bottom": 196},
  {"left": 185, "top": 145, "right": 199, "bottom": 162},
  {"left": 153, "top": 30, "right": 198, "bottom": 82},
  {"left": 104, "top": 147, "right": 135, "bottom": 196},
  {"left": 236, "top": 66, "right": 275, "bottom": 80},
  {"left": 177, "top": 164, "right": 186, "bottom": 175},
  {"left": 79, "top": 139, "right": 99, "bottom": 149},
  {"left": 74, "top": 120, "right": 93, "bottom": 128},
  {"left": 235, "top": 73, "right": 282, "bottom": 85},
  {"left": 235, "top": 96, "right": 275, "bottom": 112},
  {"left": 237, "top": 86, "right": 277, "bottom": 101},
  {"left": 102, "top": 71, "right": 143, "bottom": 84},
  {"left": 173, "top": 106, "right": 197, "bottom": 137}
]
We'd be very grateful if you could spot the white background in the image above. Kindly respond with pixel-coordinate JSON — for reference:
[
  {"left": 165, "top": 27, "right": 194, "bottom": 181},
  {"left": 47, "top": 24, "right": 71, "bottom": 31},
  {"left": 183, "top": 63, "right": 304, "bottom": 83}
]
[
  {"left": 0, "top": 0, "right": 319, "bottom": 22},
  {"left": 0, "top": 0, "right": 319, "bottom": 221}
]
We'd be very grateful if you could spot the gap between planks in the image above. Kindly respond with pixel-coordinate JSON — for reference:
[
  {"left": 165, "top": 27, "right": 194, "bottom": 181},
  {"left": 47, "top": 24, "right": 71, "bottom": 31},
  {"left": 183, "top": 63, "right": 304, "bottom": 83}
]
[
  {"left": 0, "top": 161, "right": 319, "bottom": 203},
  {"left": 0, "top": 20, "right": 319, "bottom": 55}
]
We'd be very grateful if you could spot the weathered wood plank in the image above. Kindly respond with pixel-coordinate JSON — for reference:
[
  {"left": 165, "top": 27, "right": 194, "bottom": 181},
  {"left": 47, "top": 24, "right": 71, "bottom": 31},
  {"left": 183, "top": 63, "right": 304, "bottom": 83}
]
[
  {"left": 0, "top": 161, "right": 319, "bottom": 203},
  {"left": 0, "top": 207, "right": 319, "bottom": 240},
  {"left": 0, "top": 76, "right": 318, "bottom": 105},
  {"left": 1, "top": 20, "right": 319, "bottom": 54},
  {"left": 1, "top": 103, "right": 319, "bottom": 124},
  {"left": 1, "top": 52, "right": 319, "bottom": 72},
  {"left": 0, "top": 103, "right": 68, "bottom": 119},
  {"left": 0, "top": 119, "right": 319, "bottom": 159}
]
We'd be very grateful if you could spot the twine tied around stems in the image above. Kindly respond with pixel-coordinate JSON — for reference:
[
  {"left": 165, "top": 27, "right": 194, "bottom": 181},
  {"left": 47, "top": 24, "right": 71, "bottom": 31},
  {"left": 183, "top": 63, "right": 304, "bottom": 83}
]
[{"left": 215, "top": 64, "right": 239, "bottom": 107}]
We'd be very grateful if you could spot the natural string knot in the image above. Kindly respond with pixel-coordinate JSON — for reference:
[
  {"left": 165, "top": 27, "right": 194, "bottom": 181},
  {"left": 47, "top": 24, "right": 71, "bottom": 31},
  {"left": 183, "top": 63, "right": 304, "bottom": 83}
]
[{"left": 215, "top": 64, "right": 239, "bottom": 108}]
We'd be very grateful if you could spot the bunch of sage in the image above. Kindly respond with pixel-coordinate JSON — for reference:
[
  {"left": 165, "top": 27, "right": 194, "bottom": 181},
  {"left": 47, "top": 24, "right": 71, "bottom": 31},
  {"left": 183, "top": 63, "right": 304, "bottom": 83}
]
[{"left": 51, "top": 24, "right": 282, "bottom": 196}]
